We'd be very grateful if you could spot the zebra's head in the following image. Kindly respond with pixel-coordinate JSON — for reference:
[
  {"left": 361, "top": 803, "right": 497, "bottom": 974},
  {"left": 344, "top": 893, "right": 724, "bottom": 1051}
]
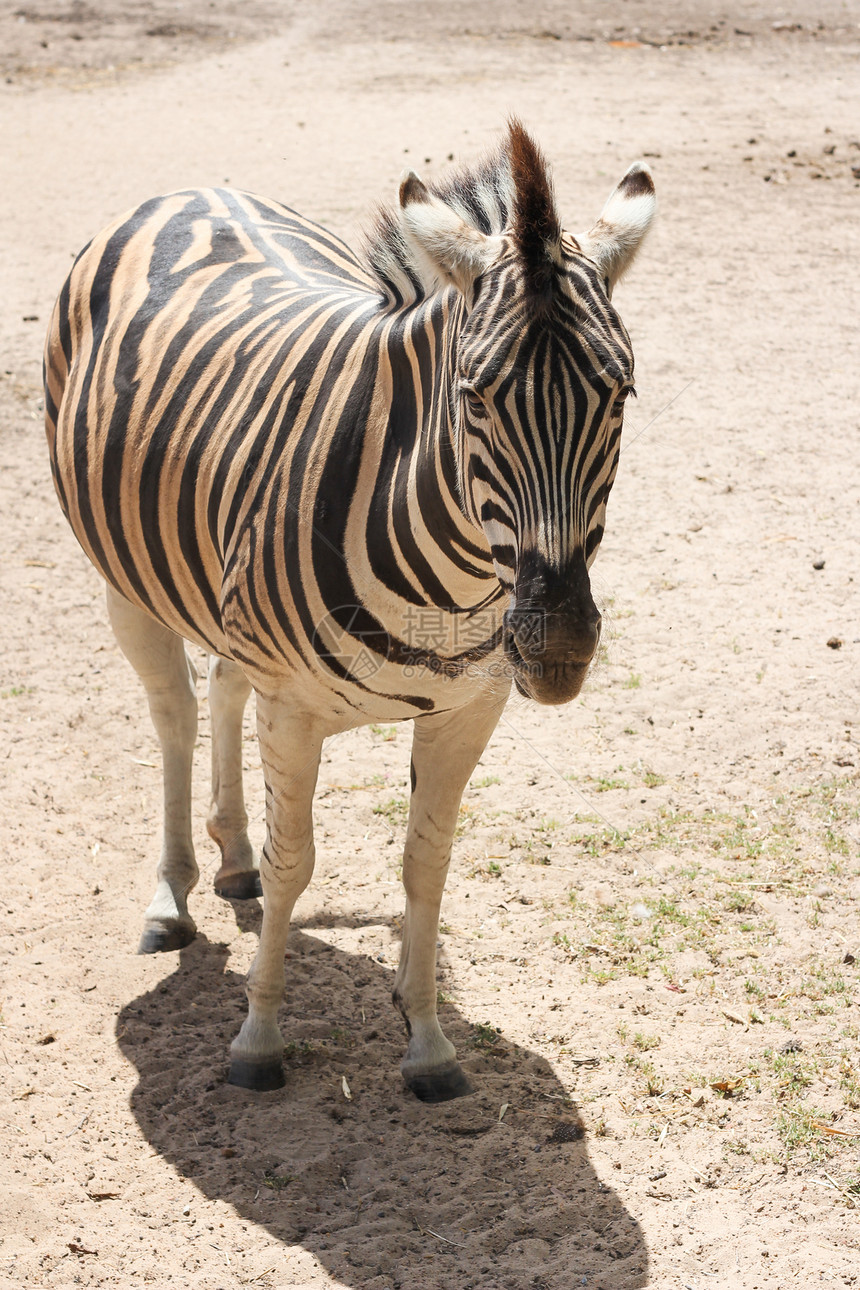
[{"left": 399, "top": 122, "right": 656, "bottom": 705}]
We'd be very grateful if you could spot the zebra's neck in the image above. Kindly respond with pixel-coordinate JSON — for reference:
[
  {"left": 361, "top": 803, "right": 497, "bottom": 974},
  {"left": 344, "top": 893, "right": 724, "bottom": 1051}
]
[
  {"left": 357, "top": 288, "right": 499, "bottom": 617},
  {"left": 330, "top": 288, "right": 500, "bottom": 624}
]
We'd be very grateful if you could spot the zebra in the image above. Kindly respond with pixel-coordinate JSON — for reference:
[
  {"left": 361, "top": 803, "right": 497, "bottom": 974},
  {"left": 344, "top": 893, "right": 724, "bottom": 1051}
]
[{"left": 44, "top": 121, "right": 655, "bottom": 1101}]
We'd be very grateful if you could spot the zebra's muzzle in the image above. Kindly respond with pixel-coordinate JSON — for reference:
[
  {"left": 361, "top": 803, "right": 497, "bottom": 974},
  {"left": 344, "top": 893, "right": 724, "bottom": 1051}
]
[
  {"left": 504, "top": 553, "right": 601, "bottom": 705},
  {"left": 504, "top": 621, "right": 598, "bottom": 705}
]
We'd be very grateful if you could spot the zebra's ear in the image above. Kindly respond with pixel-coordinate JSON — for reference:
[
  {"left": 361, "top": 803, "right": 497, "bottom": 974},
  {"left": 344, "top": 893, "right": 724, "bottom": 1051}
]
[
  {"left": 578, "top": 162, "right": 656, "bottom": 291},
  {"left": 399, "top": 170, "right": 497, "bottom": 296}
]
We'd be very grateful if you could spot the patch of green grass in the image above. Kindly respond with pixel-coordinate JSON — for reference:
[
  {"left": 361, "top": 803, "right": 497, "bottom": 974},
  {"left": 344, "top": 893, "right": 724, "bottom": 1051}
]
[
  {"left": 824, "top": 828, "right": 849, "bottom": 856},
  {"left": 455, "top": 804, "right": 478, "bottom": 837},
  {"left": 632, "top": 1032, "right": 661, "bottom": 1052},
  {"left": 771, "top": 1050, "right": 815, "bottom": 1094},
  {"left": 626, "top": 1057, "right": 663, "bottom": 1095},
  {"left": 575, "top": 827, "right": 630, "bottom": 857},
  {"left": 283, "top": 1039, "right": 317, "bottom": 1061},
  {"left": 652, "top": 896, "right": 690, "bottom": 926},
  {"left": 776, "top": 1106, "right": 838, "bottom": 1160},
  {"left": 369, "top": 724, "right": 398, "bottom": 741},
  {"left": 623, "top": 672, "right": 642, "bottom": 690},
  {"left": 724, "top": 890, "right": 756, "bottom": 913},
  {"left": 469, "top": 856, "right": 502, "bottom": 879},
  {"left": 372, "top": 796, "right": 409, "bottom": 828},
  {"left": 839, "top": 1057, "right": 860, "bottom": 1109},
  {"left": 473, "top": 774, "right": 500, "bottom": 788},
  {"left": 470, "top": 1022, "right": 502, "bottom": 1049}
]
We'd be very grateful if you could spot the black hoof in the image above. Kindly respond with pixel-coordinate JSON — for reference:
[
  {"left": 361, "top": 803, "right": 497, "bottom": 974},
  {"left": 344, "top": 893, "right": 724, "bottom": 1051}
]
[
  {"left": 405, "top": 1061, "right": 474, "bottom": 1103},
  {"left": 137, "top": 922, "right": 196, "bottom": 954},
  {"left": 228, "top": 1057, "right": 286, "bottom": 1091},
  {"left": 215, "top": 870, "right": 263, "bottom": 900}
]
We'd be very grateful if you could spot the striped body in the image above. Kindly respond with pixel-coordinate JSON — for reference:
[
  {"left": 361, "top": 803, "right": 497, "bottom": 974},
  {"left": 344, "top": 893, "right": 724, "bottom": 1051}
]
[
  {"left": 43, "top": 126, "right": 656, "bottom": 1097},
  {"left": 45, "top": 188, "right": 506, "bottom": 721}
]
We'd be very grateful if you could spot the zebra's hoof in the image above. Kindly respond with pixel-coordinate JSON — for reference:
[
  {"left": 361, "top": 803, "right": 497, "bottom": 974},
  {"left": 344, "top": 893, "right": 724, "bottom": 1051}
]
[
  {"left": 404, "top": 1061, "right": 474, "bottom": 1103},
  {"left": 215, "top": 869, "right": 263, "bottom": 901},
  {"left": 137, "top": 921, "right": 196, "bottom": 954},
  {"left": 228, "top": 1057, "right": 286, "bottom": 1091}
]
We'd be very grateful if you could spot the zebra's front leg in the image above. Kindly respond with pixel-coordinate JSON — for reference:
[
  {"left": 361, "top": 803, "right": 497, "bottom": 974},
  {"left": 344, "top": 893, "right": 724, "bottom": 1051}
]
[
  {"left": 228, "top": 696, "right": 323, "bottom": 1091},
  {"left": 105, "top": 586, "right": 200, "bottom": 954},
  {"left": 206, "top": 656, "right": 261, "bottom": 900},
  {"left": 395, "top": 690, "right": 508, "bottom": 1102}
]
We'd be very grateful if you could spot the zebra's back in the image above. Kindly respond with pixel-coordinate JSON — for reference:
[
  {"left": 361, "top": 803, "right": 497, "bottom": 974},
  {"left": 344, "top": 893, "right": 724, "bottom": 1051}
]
[{"left": 44, "top": 187, "right": 384, "bottom": 659}]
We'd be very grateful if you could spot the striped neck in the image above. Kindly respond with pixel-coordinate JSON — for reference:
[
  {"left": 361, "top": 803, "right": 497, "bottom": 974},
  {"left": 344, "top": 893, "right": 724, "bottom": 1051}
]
[{"left": 363, "top": 288, "right": 500, "bottom": 616}]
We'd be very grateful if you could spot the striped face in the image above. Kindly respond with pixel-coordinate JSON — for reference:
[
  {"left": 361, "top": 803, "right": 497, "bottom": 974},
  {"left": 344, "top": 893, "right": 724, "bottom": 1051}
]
[
  {"left": 457, "top": 243, "right": 634, "bottom": 704},
  {"left": 398, "top": 123, "right": 655, "bottom": 707}
]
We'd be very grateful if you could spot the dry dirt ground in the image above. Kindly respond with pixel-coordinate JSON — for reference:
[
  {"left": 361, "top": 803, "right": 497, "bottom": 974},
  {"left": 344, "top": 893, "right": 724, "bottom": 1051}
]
[{"left": 2, "top": 3, "right": 860, "bottom": 1288}]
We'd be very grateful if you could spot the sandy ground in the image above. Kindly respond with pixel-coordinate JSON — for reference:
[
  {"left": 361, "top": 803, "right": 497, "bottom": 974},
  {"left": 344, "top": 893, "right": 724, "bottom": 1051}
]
[{"left": 2, "top": 2, "right": 860, "bottom": 1287}]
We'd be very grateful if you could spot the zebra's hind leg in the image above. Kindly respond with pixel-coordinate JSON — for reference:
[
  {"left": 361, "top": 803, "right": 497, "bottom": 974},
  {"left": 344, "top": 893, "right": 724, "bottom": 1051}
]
[
  {"left": 228, "top": 695, "right": 323, "bottom": 1091},
  {"left": 206, "top": 656, "right": 261, "bottom": 900},
  {"left": 395, "top": 689, "right": 508, "bottom": 1103},
  {"left": 105, "top": 585, "right": 199, "bottom": 954}
]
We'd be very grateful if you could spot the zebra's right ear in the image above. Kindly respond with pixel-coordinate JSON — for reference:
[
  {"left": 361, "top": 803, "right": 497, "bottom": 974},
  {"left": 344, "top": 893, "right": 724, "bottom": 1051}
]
[{"left": 399, "top": 171, "right": 497, "bottom": 296}]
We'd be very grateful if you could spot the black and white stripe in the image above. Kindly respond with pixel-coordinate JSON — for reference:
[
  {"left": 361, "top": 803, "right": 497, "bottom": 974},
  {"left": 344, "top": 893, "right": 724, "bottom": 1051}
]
[{"left": 44, "top": 121, "right": 655, "bottom": 1097}]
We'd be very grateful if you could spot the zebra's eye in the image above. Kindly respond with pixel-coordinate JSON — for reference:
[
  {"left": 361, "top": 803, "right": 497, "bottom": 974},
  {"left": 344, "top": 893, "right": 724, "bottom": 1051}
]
[
  {"left": 463, "top": 389, "right": 486, "bottom": 418},
  {"left": 614, "top": 385, "right": 636, "bottom": 411}
]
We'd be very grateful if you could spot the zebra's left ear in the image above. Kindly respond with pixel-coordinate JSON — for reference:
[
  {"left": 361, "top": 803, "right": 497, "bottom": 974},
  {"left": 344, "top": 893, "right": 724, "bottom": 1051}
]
[
  {"left": 399, "top": 171, "right": 498, "bottom": 296},
  {"left": 578, "top": 162, "right": 656, "bottom": 291}
]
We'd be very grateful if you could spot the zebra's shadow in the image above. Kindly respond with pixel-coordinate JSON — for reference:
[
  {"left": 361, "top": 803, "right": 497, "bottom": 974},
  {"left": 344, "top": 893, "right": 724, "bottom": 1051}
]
[{"left": 117, "top": 922, "right": 648, "bottom": 1290}]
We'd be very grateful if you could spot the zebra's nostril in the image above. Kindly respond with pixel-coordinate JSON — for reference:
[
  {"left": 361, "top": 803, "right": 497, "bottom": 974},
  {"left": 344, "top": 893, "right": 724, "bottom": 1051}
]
[{"left": 506, "top": 605, "right": 599, "bottom": 666}]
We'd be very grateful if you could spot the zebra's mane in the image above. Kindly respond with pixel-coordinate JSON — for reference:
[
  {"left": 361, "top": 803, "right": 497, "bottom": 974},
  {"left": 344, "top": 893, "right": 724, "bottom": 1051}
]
[{"left": 364, "top": 120, "right": 562, "bottom": 309}]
